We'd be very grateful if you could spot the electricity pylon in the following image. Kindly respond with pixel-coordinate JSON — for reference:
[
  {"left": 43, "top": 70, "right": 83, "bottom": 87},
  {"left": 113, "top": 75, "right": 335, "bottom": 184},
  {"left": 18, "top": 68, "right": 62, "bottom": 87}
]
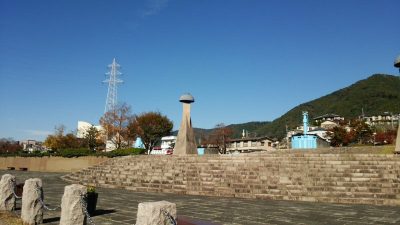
[{"left": 103, "top": 58, "right": 123, "bottom": 113}]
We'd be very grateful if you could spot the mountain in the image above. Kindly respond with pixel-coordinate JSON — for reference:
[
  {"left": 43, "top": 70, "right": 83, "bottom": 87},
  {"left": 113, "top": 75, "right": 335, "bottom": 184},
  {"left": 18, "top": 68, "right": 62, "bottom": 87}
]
[{"left": 189, "top": 74, "right": 400, "bottom": 140}]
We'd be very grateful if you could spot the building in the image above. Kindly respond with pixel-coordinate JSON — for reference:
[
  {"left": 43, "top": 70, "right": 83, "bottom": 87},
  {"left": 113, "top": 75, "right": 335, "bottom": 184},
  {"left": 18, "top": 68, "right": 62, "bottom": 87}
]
[
  {"left": 226, "top": 136, "right": 275, "bottom": 153},
  {"left": 76, "top": 121, "right": 104, "bottom": 138},
  {"left": 292, "top": 112, "right": 318, "bottom": 149},
  {"left": 133, "top": 137, "right": 145, "bottom": 149},
  {"left": 308, "top": 128, "right": 330, "bottom": 141},
  {"left": 291, "top": 133, "right": 330, "bottom": 149},
  {"left": 20, "top": 140, "right": 46, "bottom": 152},
  {"left": 320, "top": 121, "right": 339, "bottom": 130},
  {"left": 150, "top": 136, "right": 176, "bottom": 155},
  {"left": 364, "top": 112, "right": 399, "bottom": 127},
  {"left": 291, "top": 112, "right": 331, "bottom": 149},
  {"left": 314, "top": 114, "right": 344, "bottom": 124},
  {"left": 161, "top": 136, "right": 176, "bottom": 150}
]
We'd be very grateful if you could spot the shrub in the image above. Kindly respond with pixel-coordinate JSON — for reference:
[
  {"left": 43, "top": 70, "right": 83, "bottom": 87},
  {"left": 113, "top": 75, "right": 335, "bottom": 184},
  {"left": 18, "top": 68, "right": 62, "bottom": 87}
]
[
  {"left": 0, "top": 148, "right": 146, "bottom": 158},
  {"left": 102, "top": 148, "right": 146, "bottom": 157},
  {"left": 57, "top": 148, "right": 94, "bottom": 158}
]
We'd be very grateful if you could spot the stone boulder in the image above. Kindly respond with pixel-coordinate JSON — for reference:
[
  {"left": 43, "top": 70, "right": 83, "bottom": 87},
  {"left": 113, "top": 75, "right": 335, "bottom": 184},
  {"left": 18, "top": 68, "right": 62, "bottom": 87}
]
[
  {"left": 21, "top": 178, "right": 43, "bottom": 225},
  {"left": 136, "top": 201, "right": 177, "bottom": 225},
  {"left": 59, "top": 184, "right": 87, "bottom": 225},
  {"left": 0, "top": 174, "right": 16, "bottom": 211}
]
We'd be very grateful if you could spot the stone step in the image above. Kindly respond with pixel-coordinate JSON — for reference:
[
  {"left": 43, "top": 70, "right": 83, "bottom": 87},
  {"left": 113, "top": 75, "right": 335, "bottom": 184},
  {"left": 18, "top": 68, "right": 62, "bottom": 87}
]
[{"left": 63, "top": 153, "right": 400, "bottom": 206}]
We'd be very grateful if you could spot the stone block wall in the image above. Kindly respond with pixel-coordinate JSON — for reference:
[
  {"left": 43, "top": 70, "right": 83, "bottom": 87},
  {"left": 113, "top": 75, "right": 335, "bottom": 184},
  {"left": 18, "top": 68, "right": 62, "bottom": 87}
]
[
  {"left": 0, "top": 156, "right": 109, "bottom": 172},
  {"left": 63, "top": 152, "right": 400, "bottom": 206}
]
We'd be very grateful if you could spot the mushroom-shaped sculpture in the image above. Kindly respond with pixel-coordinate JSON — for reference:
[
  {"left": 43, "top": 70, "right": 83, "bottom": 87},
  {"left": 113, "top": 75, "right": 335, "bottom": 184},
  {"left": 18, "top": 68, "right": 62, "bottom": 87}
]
[
  {"left": 174, "top": 93, "right": 197, "bottom": 155},
  {"left": 179, "top": 93, "right": 195, "bottom": 103},
  {"left": 394, "top": 55, "right": 400, "bottom": 68}
]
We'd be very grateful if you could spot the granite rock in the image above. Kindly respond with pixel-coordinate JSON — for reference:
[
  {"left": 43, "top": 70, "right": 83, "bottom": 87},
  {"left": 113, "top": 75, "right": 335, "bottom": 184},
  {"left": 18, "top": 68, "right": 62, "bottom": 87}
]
[
  {"left": 59, "top": 184, "right": 87, "bottom": 225},
  {"left": 21, "top": 178, "right": 43, "bottom": 225},
  {"left": 0, "top": 174, "right": 16, "bottom": 211},
  {"left": 136, "top": 200, "right": 177, "bottom": 225}
]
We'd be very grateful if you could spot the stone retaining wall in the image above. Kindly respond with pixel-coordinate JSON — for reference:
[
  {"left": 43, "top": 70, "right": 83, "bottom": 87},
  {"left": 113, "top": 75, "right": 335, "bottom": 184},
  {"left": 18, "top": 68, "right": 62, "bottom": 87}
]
[
  {"left": 64, "top": 151, "right": 400, "bottom": 206},
  {"left": 0, "top": 156, "right": 108, "bottom": 172}
]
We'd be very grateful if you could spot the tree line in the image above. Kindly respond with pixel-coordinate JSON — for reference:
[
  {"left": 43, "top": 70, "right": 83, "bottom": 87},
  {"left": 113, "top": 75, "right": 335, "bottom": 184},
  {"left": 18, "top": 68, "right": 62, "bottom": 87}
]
[
  {"left": 44, "top": 103, "right": 173, "bottom": 152},
  {"left": 327, "top": 119, "right": 397, "bottom": 147}
]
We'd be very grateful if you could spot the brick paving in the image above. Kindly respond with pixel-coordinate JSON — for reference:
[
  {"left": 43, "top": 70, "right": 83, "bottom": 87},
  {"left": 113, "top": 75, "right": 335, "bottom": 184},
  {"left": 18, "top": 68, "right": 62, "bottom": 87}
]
[{"left": 1, "top": 170, "right": 400, "bottom": 225}]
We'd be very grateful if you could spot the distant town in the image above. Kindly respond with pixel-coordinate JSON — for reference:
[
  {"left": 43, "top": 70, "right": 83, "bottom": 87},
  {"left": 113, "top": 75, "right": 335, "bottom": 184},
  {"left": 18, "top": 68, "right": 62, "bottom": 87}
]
[{"left": 1, "top": 110, "right": 398, "bottom": 155}]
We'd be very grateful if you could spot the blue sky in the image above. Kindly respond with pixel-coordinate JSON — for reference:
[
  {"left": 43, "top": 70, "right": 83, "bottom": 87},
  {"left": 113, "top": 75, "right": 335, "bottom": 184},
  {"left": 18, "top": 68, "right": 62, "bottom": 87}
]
[{"left": 0, "top": 0, "right": 399, "bottom": 141}]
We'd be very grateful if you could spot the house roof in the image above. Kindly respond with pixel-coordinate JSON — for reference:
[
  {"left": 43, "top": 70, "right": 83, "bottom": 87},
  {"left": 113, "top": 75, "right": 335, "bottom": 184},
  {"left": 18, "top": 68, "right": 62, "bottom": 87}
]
[
  {"left": 313, "top": 113, "right": 342, "bottom": 120},
  {"left": 321, "top": 121, "right": 337, "bottom": 125},
  {"left": 310, "top": 127, "right": 327, "bottom": 132},
  {"left": 228, "top": 136, "right": 274, "bottom": 142}
]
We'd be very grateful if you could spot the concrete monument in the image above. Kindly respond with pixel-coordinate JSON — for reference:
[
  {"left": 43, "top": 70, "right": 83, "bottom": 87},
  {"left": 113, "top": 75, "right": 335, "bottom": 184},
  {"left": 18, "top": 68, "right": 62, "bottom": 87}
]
[
  {"left": 395, "top": 122, "right": 400, "bottom": 153},
  {"left": 394, "top": 55, "right": 400, "bottom": 153},
  {"left": 174, "top": 93, "right": 197, "bottom": 155}
]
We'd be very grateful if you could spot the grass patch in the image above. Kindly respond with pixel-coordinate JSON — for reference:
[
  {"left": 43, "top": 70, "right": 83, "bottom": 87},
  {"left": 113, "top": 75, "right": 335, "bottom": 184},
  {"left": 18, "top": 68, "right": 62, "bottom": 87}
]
[
  {"left": 378, "top": 145, "right": 395, "bottom": 154},
  {"left": 0, "top": 211, "right": 23, "bottom": 225}
]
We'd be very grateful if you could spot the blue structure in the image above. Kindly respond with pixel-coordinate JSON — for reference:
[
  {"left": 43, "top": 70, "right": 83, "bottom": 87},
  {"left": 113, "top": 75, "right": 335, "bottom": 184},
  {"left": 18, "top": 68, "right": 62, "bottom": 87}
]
[
  {"left": 291, "top": 111, "right": 317, "bottom": 149},
  {"left": 197, "top": 148, "right": 205, "bottom": 155},
  {"left": 134, "top": 137, "right": 145, "bottom": 149}
]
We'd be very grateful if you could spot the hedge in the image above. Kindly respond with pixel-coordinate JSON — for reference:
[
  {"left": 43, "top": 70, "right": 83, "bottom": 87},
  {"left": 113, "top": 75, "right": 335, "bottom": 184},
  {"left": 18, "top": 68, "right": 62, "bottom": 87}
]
[{"left": 0, "top": 148, "right": 146, "bottom": 158}]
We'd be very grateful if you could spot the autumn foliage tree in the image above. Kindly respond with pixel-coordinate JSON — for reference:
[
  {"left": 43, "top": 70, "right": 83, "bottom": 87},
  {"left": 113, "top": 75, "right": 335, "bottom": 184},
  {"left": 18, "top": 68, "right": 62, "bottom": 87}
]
[
  {"left": 350, "top": 119, "right": 373, "bottom": 144},
  {"left": 128, "top": 112, "right": 173, "bottom": 152},
  {"left": 44, "top": 125, "right": 83, "bottom": 150},
  {"left": 99, "top": 103, "right": 132, "bottom": 150},
  {"left": 0, "top": 138, "right": 22, "bottom": 153},
  {"left": 327, "top": 120, "right": 374, "bottom": 147},
  {"left": 204, "top": 123, "right": 233, "bottom": 154},
  {"left": 374, "top": 129, "right": 397, "bottom": 145},
  {"left": 327, "top": 126, "right": 354, "bottom": 147}
]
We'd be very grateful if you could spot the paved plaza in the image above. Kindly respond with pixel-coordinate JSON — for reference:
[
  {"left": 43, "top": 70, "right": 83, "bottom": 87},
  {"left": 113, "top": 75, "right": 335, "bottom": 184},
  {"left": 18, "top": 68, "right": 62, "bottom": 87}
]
[{"left": 1, "top": 170, "right": 400, "bottom": 225}]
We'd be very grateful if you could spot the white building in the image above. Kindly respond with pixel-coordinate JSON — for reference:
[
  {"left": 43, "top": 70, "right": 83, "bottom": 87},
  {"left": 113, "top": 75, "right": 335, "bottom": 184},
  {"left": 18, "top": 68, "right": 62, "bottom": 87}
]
[
  {"left": 364, "top": 112, "right": 399, "bottom": 127},
  {"left": 20, "top": 140, "right": 46, "bottom": 152},
  {"left": 77, "top": 121, "right": 104, "bottom": 138},
  {"left": 320, "top": 121, "right": 339, "bottom": 130},
  {"left": 151, "top": 136, "right": 176, "bottom": 155},
  {"left": 314, "top": 114, "right": 344, "bottom": 124}
]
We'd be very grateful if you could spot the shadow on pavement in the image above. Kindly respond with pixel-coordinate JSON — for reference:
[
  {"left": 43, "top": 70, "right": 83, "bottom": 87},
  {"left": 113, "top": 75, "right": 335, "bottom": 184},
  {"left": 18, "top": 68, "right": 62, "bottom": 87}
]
[
  {"left": 92, "top": 209, "right": 117, "bottom": 216},
  {"left": 43, "top": 216, "right": 60, "bottom": 223},
  {"left": 178, "top": 215, "right": 221, "bottom": 225}
]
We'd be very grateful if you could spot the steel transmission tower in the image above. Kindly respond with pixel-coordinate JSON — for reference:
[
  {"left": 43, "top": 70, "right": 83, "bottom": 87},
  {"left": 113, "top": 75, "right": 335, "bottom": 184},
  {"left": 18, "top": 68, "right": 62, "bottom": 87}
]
[{"left": 103, "top": 58, "right": 123, "bottom": 113}]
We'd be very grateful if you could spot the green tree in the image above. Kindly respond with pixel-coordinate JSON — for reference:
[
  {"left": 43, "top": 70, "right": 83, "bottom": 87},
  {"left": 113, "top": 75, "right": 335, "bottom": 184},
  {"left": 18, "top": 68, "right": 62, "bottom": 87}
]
[
  {"left": 128, "top": 112, "right": 173, "bottom": 152},
  {"left": 84, "top": 126, "right": 103, "bottom": 151}
]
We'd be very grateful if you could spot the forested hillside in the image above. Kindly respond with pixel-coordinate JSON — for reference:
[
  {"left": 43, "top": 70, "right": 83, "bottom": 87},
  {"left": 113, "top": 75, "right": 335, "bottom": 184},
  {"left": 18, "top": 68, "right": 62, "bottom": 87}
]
[{"left": 190, "top": 74, "right": 400, "bottom": 140}]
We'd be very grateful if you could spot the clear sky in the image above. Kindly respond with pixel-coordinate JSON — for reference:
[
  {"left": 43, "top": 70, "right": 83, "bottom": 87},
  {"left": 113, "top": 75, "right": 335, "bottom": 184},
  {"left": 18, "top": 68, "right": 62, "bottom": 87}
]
[{"left": 1, "top": 0, "right": 399, "bottom": 141}]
